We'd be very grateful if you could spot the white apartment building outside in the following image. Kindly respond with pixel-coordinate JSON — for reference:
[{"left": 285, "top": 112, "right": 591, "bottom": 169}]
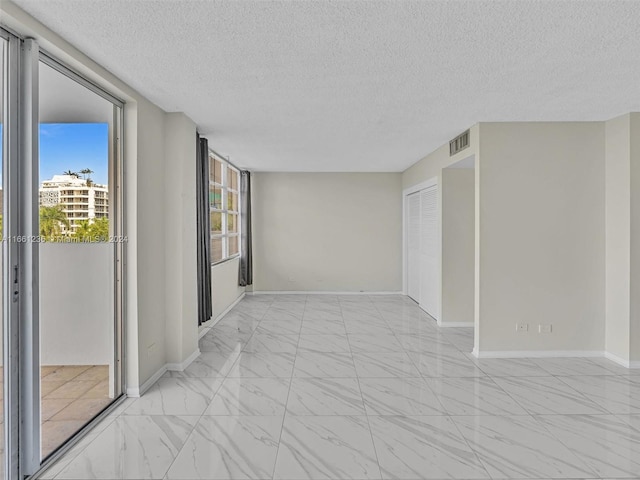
[{"left": 39, "top": 174, "right": 109, "bottom": 232}]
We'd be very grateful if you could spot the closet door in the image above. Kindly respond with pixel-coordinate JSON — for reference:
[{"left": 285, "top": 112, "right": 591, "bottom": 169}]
[
  {"left": 419, "top": 186, "right": 438, "bottom": 318},
  {"left": 406, "top": 192, "right": 421, "bottom": 302}
]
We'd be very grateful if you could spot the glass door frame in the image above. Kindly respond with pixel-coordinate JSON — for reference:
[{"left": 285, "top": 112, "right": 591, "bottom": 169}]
[
  {"left": 1, "top": 29, "right": 127, "bottom": 479},
  {"left": 2, "top": 25, "right": 22, "bottom": 480}
]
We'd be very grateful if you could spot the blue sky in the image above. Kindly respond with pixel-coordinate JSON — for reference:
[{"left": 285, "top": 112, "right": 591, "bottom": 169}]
[
  {"left": 39, "top": 123, "right": 109, "bottom": 185},
  {"left": 0, "top": 123, "right": 107, "bottom": 186}
]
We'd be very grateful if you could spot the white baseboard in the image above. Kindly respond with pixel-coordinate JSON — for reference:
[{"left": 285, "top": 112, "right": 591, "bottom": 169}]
[
  {"left": 126, "top": 364, "right": 167, "bottom": 397},
  {"left": 604, "top": 351, "right": 640, "bottom": 369},
  {"left": 127, "top": 293, "right": 247, "bottom": 399},
  {"left": 251, "top": 290, "right": 403, "bottom": 295},
  {"left": 214, "top": 292, "right": 246, "bottom": 322},
  {"left": 126, "top": 349, "right": 201, "bottom": 397},
  {"left": 438, "top": 321, "right": 474, "bottom": 328},
  {"left": 472, "top": 349, "right": 604, "bottom": 359},
  {"left": 166, "top": 348, "right": 200, "bottom": 371},
  {"left": 199, "top": 292, "right": 246, "bottom": 338}
]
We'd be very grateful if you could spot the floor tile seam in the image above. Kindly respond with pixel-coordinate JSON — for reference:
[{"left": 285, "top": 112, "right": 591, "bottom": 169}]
[
  {"left": 443, "top": 411, "right": 494, "bottom": 480},
  {"left": 335, "top": 304, "right": 360, "bottom": 370},
  {"left": 474, "top": 374, "right": 540, "bottom": 417},
  {"left": 342, "top": 309, "right": 385, "bottom": 480},
  {"left": 370, "top": 301, "right": 449, "bottom": 416},
  {"left": 551, "top": 375, "right": 625, "bottom": 415},
  {"left": 493, "top": 374, "right": 611, "bottom": 416},
  {"left": 373, "top": 303, "right": 530, "bottom": 419},
  {"left": 46, "top": 390, "right": 148, "bottom": 476},
  {"left": 47, "top": 408, "right": 140, "bottom": 480},
  {"left": 514, "top": 413, "right": 602, "bottom": 479},
  {"left": 160, "top": 371, "right": 228, "bottom": 479},
  {"left": 613, "top": 413, "right": 640, "bottom": 434},
  {"left": 269, "top": 301, "right": 306, "bottom": 480},
  {"left": 220, "top": 301, "right": 269, "bottom": 357}
]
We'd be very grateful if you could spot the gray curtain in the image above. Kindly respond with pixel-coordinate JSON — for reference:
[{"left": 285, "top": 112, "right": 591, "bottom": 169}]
[
  {"left": 239, "top": 170, "right": 253, "bottom": 286},
  {"left": 196, "top": 134, "right": 212, "bottom": 325}
]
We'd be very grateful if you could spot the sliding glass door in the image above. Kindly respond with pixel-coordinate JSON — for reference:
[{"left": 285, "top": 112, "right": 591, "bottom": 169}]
[
  {"left": 1, "top": 34, "right": 7, "bottom": 480},
  {"left": 38, "top": 58, "right": 122, "bottom": 460},
  {"left": 0, "top": 30, "right": 125, "bottom": 478}
]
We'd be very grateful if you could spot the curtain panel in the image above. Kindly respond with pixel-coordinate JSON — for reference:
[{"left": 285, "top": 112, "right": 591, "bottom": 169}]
[
  {"left": 239, "top": 170, "right": 253, "bottom": 286},
  {"left": 196, "top": 134, "right": 213, "bottom": 325}
]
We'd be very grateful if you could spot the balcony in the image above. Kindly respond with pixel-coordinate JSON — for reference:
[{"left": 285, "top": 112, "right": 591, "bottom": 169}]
[{"left": 0, "top": 241, "right": 115, "bottom": 459}]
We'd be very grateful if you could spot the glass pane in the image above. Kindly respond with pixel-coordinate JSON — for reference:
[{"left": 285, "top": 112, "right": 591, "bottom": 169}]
[
  {"left": 211, "top": 237, "right": 223, "bottom": 263},
  {"left": 210, "top": 156, "right": 223, "bottom": 184},
  {"left": 228, "top": 191, "right": 238, "bottom": 212},
  {"left": 229, "top": 169, "right": 239, "bottom": 190},
  {"left": 228, "top": 213, "right": 238, "bottom": 233},
  {"left": 209, "top": 155, "right": 216, "bottom": 182},
  {"left": 39, "top": 60, "right": 117, "bottom": 459},
  {"left": 210, "top": 211, "right": 222, "bottom": 234},
  {"left": 228, "top": 235, "right": 239, "bottom": 256},
  {"left": 209, "top": 187, "right": 222, "bottom": 210}
]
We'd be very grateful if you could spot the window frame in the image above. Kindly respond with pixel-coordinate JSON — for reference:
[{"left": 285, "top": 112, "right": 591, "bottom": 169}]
[{"left": 209, "top": 152, "right": 241, "bottom": 265}]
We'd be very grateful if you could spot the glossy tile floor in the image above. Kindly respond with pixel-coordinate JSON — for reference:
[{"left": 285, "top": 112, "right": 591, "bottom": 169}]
[{"left": 41, "top": 294, "right": 640, "bottom": 480}]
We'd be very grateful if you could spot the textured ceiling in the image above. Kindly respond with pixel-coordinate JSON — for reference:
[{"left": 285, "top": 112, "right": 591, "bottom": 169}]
[{"left": 10, "top": 0, "right": 640, "bottom": 172}]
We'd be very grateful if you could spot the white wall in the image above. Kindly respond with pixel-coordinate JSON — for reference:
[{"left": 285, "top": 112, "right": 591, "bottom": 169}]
[
  {"left": 133, "top": 98, "right": 169, "bottom": 385},
  {"left": 605, "top": 112, "right": 640, "bottom": 364},
  {"left": 605, "top": 114, "right": 632, "bottom": 361},
  {"left": 476, "top": 122, "right": 605, "bottom": 353},
  {"left": 441, "top": 168, "right": 475, "bottom": 325},
  {"left": 212, "top": 257, "right": 245, "bottom": 320},
  {"left": 253, "top": 173, "right": 403, "bottom": 292},
  {"left": 163, "top": 113, "right": 199, "bottom": 366},
  {"left": 631, "top": 114, "right": 640, "bottom": 362},
  {"left": 39, "top": 244, "right": 114, "bottom": 366}
]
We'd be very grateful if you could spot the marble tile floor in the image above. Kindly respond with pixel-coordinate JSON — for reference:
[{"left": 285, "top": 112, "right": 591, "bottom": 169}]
[
  {"left": 38, "top": 294, "right": 640, "bottom": 480},
  {"left": 0, "top": 365, "right": 111, "bottom": 480}
]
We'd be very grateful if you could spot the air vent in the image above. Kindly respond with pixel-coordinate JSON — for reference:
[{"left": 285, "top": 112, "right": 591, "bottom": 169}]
[{"left": 449, "top": 130, "right": 470, "bottom": 156}]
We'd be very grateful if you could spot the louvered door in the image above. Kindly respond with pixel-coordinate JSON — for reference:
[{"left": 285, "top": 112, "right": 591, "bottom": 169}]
[
  {"left": 419, "top": 186, "right": 438, "bottom": 317},
  {"left": 406, "top": 192, "right": 421, "bottom": 302}
]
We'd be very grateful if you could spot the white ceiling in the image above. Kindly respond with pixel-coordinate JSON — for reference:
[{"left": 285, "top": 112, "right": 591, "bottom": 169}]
[
  {"left": 11, "top": 0, "right": 640, "bottom": 172},
  {"left": 40, "top": 61, "right": 113, "bottom": 124}
]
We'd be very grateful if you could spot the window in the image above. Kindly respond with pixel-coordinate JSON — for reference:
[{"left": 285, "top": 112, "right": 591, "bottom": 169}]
[{"left": 209, "top": 152, "right": 240, "bottom": 263}]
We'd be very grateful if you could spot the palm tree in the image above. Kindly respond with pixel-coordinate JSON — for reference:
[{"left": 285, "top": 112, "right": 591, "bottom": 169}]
[
  {"left": 63, "top": 170, "right": 79, "bottom": 178},
  {"left": 80, "top": 168, "right": 95, "bottom": 186},
  {"left": 80, "top": 168, "right": 94, "bottom": 180},
  {"left": 40, "top": 205, "right": 71, "bottom": 240}
]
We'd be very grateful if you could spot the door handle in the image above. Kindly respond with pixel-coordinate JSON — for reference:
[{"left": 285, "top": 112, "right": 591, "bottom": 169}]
[{"left": 13, "top": 264, "right": 19, "bottom": 302}]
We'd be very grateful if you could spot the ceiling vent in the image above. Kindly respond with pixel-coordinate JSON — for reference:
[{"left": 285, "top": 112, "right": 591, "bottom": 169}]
[{"left": 449, "top": 130, "right": 470, "bottom": 156}]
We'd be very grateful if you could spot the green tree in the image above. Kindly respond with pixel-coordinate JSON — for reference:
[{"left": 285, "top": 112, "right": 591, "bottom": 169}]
[
  {"left": 73, "top": 217, "right": 109, "bottom": 242},
  {"left": 80, "top": 168, "right": 94, "bottom": 180},
  {"left": 63, "top": 170, "right": 79, "bottom": 178},
  {"left": 40, "top": 205, "right": 70, "bottom": 240}
]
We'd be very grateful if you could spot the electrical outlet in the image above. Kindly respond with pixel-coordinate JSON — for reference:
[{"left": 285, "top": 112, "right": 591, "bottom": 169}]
[
  {"left": 516, "top": 323, "right": 529, "bottom": 332},
  {"left": 539, "top": 324, "right": 552, "bottom": 334}
]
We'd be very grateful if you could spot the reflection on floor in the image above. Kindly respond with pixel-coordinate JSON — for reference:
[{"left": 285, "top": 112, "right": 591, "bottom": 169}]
[
  {"left": 41, "top": 365, "right": 110, "bottom": 458},
  {"left": 0, "top": 364, "right": 110, "bottom": 477},
  {"left": 40, "top": 295, "right": 640, "bottom": 480}
]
